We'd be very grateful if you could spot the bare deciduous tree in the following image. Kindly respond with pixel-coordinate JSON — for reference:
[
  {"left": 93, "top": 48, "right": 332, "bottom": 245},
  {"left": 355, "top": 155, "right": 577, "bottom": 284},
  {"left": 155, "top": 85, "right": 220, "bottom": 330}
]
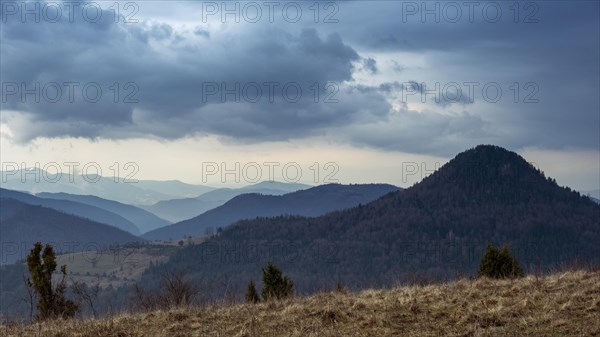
[
  {"left": 21, "top": 274, "right": 36, "bottom": 322},
  {"left": 131, "top": 271, "right": 199, "bottom": 311},
  {"left": 71, "top": 277, "right": 101, "bottom": 318},
  {"left": 162, "top": 271, "right": 198, "bottom": 307}
]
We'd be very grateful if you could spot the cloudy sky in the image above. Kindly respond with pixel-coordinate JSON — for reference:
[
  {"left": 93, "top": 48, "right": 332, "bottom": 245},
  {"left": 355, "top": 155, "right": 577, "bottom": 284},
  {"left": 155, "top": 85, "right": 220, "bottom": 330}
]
[{"left": 1, "top": 0, "right": 598, "bottom": 190}]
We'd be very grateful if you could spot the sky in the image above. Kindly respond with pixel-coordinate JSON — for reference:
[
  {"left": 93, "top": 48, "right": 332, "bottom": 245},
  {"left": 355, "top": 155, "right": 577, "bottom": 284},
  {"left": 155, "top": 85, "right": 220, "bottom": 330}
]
[{"left": 1, "top": 0, "right": 599, "bottom": 190}]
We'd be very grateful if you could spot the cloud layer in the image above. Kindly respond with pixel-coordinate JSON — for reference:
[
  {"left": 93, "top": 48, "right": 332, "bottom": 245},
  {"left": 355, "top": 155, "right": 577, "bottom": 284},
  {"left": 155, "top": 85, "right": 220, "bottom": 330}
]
[{"left": 1, "top": 0, "right": 598, "bottom": 156}]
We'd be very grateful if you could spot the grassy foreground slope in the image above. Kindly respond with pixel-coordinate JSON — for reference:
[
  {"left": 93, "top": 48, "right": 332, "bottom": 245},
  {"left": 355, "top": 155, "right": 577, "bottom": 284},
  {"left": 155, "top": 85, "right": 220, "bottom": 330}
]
[{"left": 3, "top": 270, "right": 599, "bottom": 337}]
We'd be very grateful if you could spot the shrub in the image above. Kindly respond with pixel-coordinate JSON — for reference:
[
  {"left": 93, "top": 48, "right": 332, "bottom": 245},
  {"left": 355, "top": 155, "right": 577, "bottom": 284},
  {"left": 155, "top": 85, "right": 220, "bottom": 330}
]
[
  {"left": 478, "top": 242, "right": 524, "bottom": 279},
  {"left": 261, "top": 261, "right": 294, "bottom": 301},
  {"left": 131, "top": 271, "right": 198, "bottom": 311},
  {"left": 245, "top": 279, "right": 260, "bottom": 304},
  {"left": 26, "top": 242, "right": 79, "bottom": 320}
]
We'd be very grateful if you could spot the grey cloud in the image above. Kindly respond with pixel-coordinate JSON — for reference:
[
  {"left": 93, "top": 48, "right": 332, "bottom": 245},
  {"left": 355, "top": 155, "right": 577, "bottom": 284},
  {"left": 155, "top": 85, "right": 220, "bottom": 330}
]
[
  {"left": 339, "top": 108, "right": 489, "bottom": 156},
  {"left": 390, "top": 60, "right": 404, "bottom": 73},
  {"left": 362, "top": 58, "right": 378, "bottom": 74},
  {"left": 324, "top": 1, "right": 599, "bottom": 153},
  {"left": 404, "top": 81, "right": 474, "bottom": 107},
  {"left": 1, "top": 0, "right": 598, "bottom": 157},
  {"left": 352, "top": 81, "right": 473, "bottom": 108},
  {"left": 1, "top": 8, "right": 381, "bottom": 143},
  {"left": 193, "top": 26, "right": 210, "bottom": 38}
]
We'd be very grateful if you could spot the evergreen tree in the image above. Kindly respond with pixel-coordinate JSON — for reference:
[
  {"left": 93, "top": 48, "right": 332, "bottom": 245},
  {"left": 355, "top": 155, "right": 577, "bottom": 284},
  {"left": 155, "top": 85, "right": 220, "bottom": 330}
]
[
  {"left": 261, "top": 261, "right": 293, "bottom": 301},
  {"left": 498, "top": 245, "right": 525, "bottom": 278},
  {"left": 245, "top": 279, "right": 260, "bottom": 303},
  {"left": 26, "top": 242, "right": 79, "bottom": 320},
  {"left": 478, "top": 242, "right": 524, "bottom": 279},
  {"left": 27, "top": 242, "right": 54, "bottom": 319}
]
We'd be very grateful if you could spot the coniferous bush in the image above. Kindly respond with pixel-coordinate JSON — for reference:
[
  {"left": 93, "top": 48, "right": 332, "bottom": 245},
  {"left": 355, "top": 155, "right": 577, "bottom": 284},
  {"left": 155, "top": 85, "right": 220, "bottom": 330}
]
[
  {"left": 478, "top": 242, "right": 524, "bottom": 279},
  {"left": 261, "top": 261, "right": 294, "bottom": 301},
  {"left": 245, "top": 279, "right": 260, "bottom": 303}
]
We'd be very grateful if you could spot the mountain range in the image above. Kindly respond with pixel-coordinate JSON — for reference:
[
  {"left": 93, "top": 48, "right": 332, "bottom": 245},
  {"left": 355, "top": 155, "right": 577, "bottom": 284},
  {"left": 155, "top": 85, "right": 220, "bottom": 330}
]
[
  {"left": 143, "top": 181, "right": 312, "bottom": 222},
  {"left": 36, "top": 192, "right": 171, "bottom": 233},
  {"left": 141, "top": 145, "right": 600, "bottom": 297},
  {"left": 142, "top": 183, "right": 399, "bottom": 240},
  {"left": 1, "top": 144, "right": 599, "bottom": 318},
  {"left": 0, "top": 198, "right": 141, "bottom": 264},
  {"left": 0, "top": 188, "right": 141, "bottom": 235},
  {"left": 0, "top": 169, "right": 214, "bottom": 205}
]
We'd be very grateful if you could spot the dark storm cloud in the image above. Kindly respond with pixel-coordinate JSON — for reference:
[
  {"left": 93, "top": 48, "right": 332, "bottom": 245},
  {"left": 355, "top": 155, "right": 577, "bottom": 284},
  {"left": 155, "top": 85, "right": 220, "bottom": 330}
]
[
  {"left": 323, "top": 1, "right": 600, "bottom": 153},
  {"left": 402, "top": 81, "right": 474, "bottom": 107},
  {"left": 1, "top": 2, "right": 382, "bottom": 142},
  {"left": 1, "top": 0, "right": 598, "bottom": 156}
]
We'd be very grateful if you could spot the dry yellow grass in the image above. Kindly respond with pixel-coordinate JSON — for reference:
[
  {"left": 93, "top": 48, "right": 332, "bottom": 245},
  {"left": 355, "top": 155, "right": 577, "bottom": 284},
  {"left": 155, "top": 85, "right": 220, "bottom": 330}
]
[
  {"left": 2, "top": 270, "right": 599, "bottom": 337},
  {"left": 55, "top": 246, "right": 176, "bottom": 288}
]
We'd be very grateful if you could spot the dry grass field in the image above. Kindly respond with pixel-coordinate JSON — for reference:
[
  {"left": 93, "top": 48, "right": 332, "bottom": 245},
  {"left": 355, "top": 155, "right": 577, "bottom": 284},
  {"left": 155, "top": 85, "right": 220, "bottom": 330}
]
[
  {"left": 53, "top": 238, "right": 208, "bottom": 288},
  {"left": 54, "top": 246, "right": 174, "bottom": 288},
  {"left": 2, "top": 270, "right": 599, "bottom": 337}
]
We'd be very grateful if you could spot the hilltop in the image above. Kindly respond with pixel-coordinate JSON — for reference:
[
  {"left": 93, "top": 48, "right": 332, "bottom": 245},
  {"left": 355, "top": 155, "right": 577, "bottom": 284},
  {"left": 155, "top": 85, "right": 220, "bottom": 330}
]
[{"left": 3, "top": 270, "right": 599, "bottom": 337}]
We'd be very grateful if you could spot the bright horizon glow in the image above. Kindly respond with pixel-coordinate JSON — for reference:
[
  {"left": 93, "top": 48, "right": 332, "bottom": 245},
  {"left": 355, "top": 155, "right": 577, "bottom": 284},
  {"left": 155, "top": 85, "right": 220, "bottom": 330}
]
[{"left": 1, "top": 132, "right": 597, "bottom": 192}]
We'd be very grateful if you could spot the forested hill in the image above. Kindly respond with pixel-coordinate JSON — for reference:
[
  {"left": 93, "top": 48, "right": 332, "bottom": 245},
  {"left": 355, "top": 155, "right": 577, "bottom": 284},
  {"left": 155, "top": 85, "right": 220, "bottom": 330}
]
[
  {"left": 142, "top": 183, "right": 399, "bottom": 240},
  {"left": 0, "top": 199, "right": 142, "bottom": 264},
  {"left": 142, "top": 145, "right": 600, "bottom": 296}
]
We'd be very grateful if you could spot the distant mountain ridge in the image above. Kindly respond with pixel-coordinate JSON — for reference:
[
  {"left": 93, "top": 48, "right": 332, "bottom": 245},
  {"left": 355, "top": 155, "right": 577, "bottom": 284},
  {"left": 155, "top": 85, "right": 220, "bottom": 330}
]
[
  {"left": 142, "top": 183, "right": 399, "bottom": 240},
  {"left": 0, "top": 198, "right": 141, "bottom": 264},
  {"left": 36, "top": 192, "right": 171, "bottom": 233},
  {"left": 0, "top": 188, "right": 140, "bottom": 235},
  {"left": 143, "top": 181, "right": 312, "bottom": 222},
  {"left": 0, "top": 169, "right": 214, "bottom": 205},
  {"left": 142, "top": 145, "right": 600, "bottom": 296}
]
